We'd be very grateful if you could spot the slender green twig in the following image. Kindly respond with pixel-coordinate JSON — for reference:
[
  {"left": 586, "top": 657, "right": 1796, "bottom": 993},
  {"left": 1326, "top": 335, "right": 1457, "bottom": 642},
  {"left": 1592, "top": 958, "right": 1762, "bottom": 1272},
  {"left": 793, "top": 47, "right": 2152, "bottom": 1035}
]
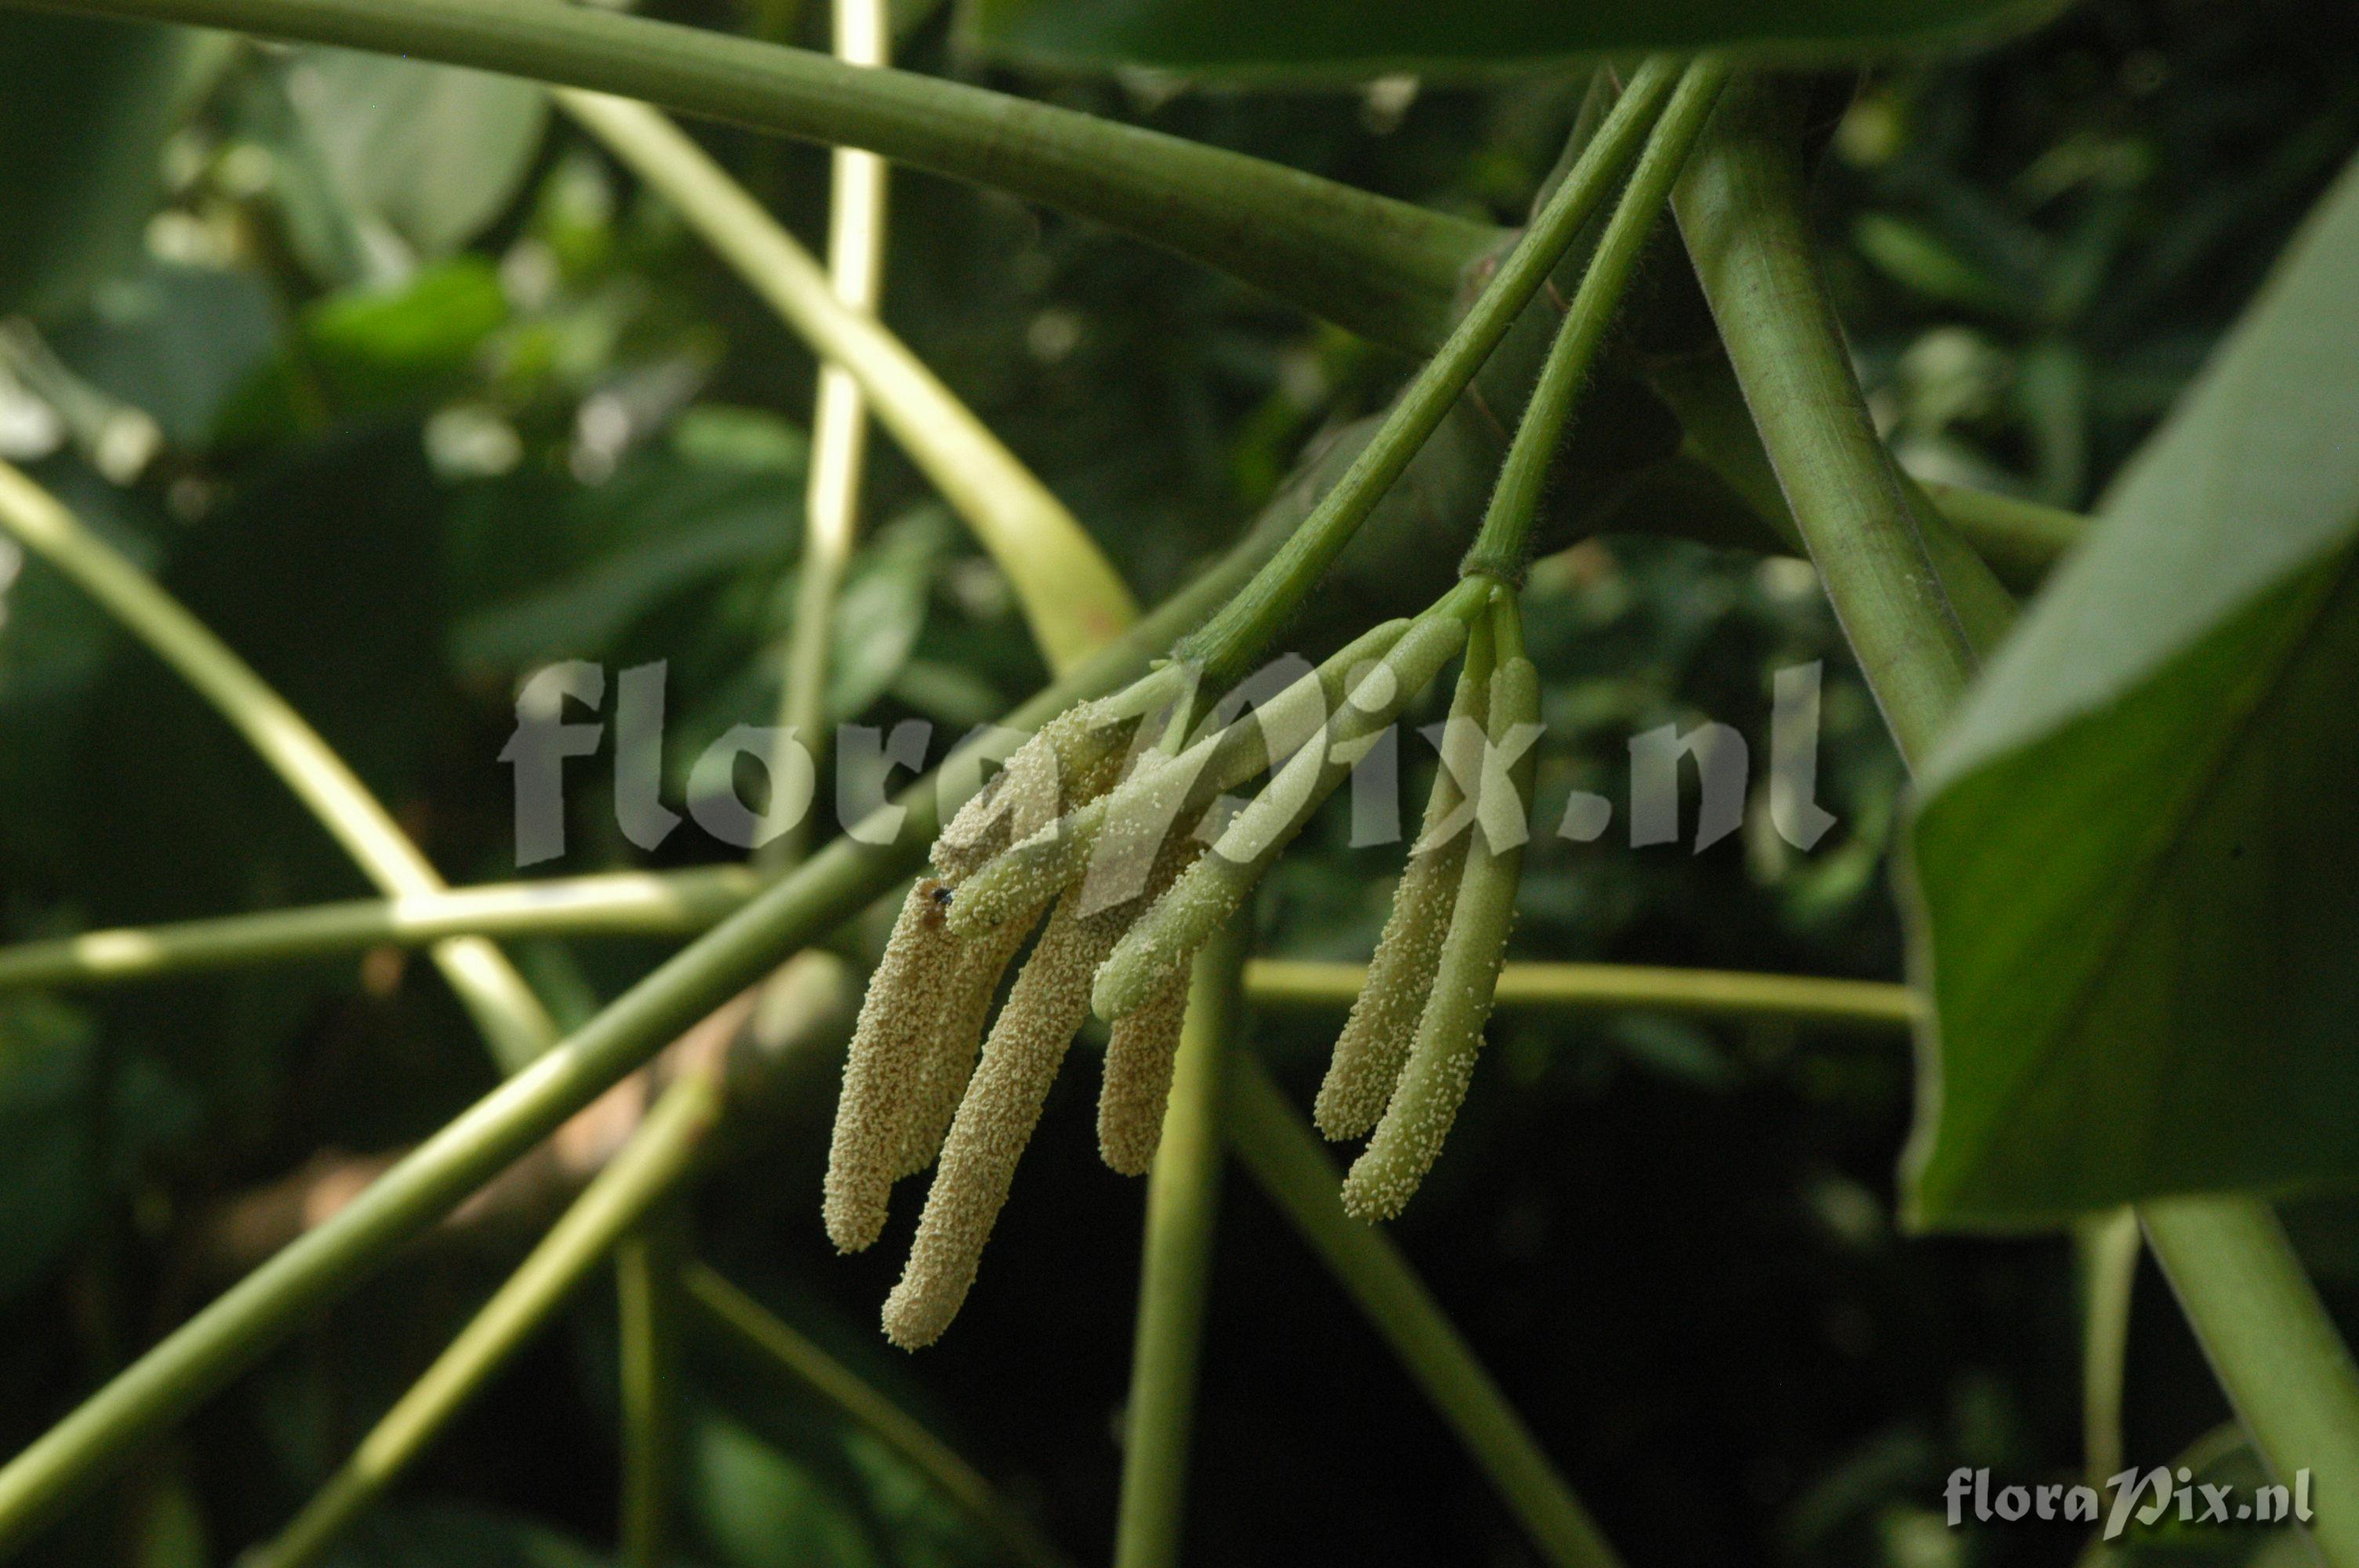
[
  {"left": 2143, "top": 1200, "right": 2359, "bottom": 1565},
  {"left": 1461, "top": 60, "right": 1730, "bottom": 584},
  {"left": 1111, "top": 920, "right": 1245, "bottom": 1568},
  {"left": 244, "top": 1072, "right": 725, "bottom": 1568},
  {"left": 0, "top": 459, "right": 557, "bottom": 1073},
  {"left": 1227, "top": 1058, "right": 1623, "bottom": 1568},
  {"left": 1681, "top": 74, "right": 2359, "bottom": 1555},
  {"left": 0, "top": 882, "right": 1922, "bottom": 1034},
  {"left": 554, "top": 91, "right": 1135, "bottom": 676},
  {"left": 0, "top": 0, "right": 1492, "bottom": 353},
  {"left": 1176, "top": 56, "right": 1699, "bottom": 685},
  {"left": 0, "top": 868, "right": 755, "bottom": 993},
  {"left": 758, "top": 0, "right": 892, "bottom": 870},
  {"left": 616, "top": 1215, "right": 684, "bottom": 1568},
  {"left": 1249, "top": 960, "right": 1917, "bottom": 1030},
  {"left": 0, "top": 528, "right": 1270, "bottom": 1556},
  {"left": 682, "top": 1265, "right": 1073, "bottom": 1568}
]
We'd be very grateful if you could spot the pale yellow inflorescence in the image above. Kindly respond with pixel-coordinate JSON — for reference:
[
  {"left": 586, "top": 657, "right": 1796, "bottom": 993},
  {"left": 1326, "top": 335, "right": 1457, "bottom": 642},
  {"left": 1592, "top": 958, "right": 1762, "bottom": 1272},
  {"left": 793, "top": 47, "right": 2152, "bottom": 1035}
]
[
  {"left": 1314, "top": 643, "right": 1494, "bottom": 1140},
  {"left": 1339, "top": 656, "right": 1539, "bottom": 1222},
  {"left": 881, "top": 833, "right": 1193, "bottom": 1348}
]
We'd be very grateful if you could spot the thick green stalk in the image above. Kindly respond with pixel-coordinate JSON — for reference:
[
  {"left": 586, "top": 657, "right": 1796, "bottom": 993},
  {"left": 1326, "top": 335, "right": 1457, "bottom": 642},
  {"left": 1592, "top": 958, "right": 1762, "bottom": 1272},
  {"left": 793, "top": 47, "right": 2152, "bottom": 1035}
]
[
  {"left": 245, "top": 1074, "right": 723, "bottom": 1568},
  {"left": 1227, "top": 1058, "right": 1623, "bottom": 1568},
  {"left": 1111, "top": 920, "right": 1244, "bottom": 1568},
  {"left": 683, "top": 1265, "right": 1072, "bottom": 1568},
  {"left": 1249, "top": 960, "right": 1917, "bottom": 1030},
  {"left": 0, "top": 868, "right": 756, "bottom": 993},
  {"left": 1671, "top": 79, "right": 1976, "bottom": 768},
  {"left": 0, "top": 531, "right": 1268, "bottom": 1556},
  {"left": 555, "top": 91, "right": 1134, "bottom": 677},
  {"left": 2143, "top": 1200, "right": 2359, "bottom": 1563},
  {"left": 0, "top": 460, "right": 556, "bottom": 1073},
  {"left": 1175, "top": 56, "right": 1692, "bottom": 685},
  {"left": 1681, "top": 74, "right": 2359, "bottom": 1555},
  {"left": 1462, "top": 62, "right": 1730, "bottom": 583},
  {"left": 1, "top": 0, "right": 1490, "bottom": 354},
  {"left": 758, "top": 0, "right": 891, "bottom": 871}
]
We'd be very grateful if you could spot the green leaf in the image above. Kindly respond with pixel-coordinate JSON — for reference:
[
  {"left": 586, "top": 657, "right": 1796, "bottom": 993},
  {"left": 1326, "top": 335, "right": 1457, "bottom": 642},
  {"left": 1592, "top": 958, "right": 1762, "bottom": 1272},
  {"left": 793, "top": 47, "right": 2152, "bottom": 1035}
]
[
  {"left": 958, "top": 0, "right": 2062, "bottom": 80},
  {"left": 1902, "top": 155, "right": 2359, "bottom": 1229},
  {"left": 0, "top": 13, "right": 191, "bottom": 316},
  {"left": 279, "top": 46, "right": 549, "bottom": 263}
]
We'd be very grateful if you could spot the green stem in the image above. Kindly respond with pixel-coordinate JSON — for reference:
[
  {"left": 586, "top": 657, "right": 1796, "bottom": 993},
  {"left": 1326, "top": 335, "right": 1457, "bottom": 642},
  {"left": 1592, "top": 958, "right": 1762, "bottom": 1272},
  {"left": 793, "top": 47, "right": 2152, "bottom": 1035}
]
[
  {"left": 2075, "top": 1206, "right": 2139, "bottom": 1489},
  {"left": 245, "top": 1073, "right": 723, "bottom": 1568},
  {"left": 1227, "top": 1058, "right": 1623, "bottom": 1568},
  {"left": 1248, "top": 960, "right": 1917, "bottom": 1030},
  {"left": 2, "top": 0, "right": 1490, "bottom": 353},
  {"left": 1174, "top": 56, "right": 1695, "bottom": 686},
  {"left": 615, "top": 1216, "right": 684, "bottom": 1568},
  {"left": 2143, "top": 1198, "right": 2359, "bottom": 1563},
  {"left": 0, "top": 529, "right": 1268, "bottom": 1556},
  {"left": 757, "top": 0, "right": 890, "bottom": 873},
  {"left": 0, "top": 459, "right": 556, "bottom": 1073},
  {"left": 1111, "top": 919, "right": 1244, "bottom": 1568},
  {"left": 1670, "top": 79, "right": 1976, "bottom": 768},
  {"left": 1680, "top": 73, "right": 2359, "bottom": 1555},
  {"left": 682, "top": 1265, "right": 1073, "bottom": 1568},
  {"left": 555, "top": 91, "right": 1134, "bottom": 677},
  {"left": 0, "top": 868, "right": 757, "bottom": 993},
  {"left": 1463, "top": 61, "right": 1730, "bottom": 583}
]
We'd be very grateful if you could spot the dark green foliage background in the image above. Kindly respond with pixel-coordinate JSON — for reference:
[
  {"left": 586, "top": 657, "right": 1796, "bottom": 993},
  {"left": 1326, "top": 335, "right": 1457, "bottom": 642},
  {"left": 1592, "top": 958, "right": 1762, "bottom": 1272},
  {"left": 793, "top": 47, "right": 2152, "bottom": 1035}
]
[{"left": 1, "top": 1, "right": 2354, "bottom": 1564}]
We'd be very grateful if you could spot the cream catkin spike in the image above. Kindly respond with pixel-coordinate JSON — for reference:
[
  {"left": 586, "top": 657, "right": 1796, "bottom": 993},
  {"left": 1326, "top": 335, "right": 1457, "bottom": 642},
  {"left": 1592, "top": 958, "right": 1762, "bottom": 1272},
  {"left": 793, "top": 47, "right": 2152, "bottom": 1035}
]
[
  {"left": 1091, "top": 611, "right": 1474, "bottom": 1023},
  {"left": 882, "top": 839, "right": 1191, "bottom": 1348},
  {"left": 1315, "top": 627, "right": 1496, "bottom": 1141},
  {"left": 1341, "top": 655, "right": 1540, "bottom": 1222},
  {"left": 823, "top": 879, "right": 971, "bottom": 1253},
  {"left": 933, "top": 695, "right": 1136, "bottom": 882},
  {"left": 945, "top": 619, "right": 1414, "bottom": 937},
  {"left": 890, "top": 909, "right": 1034, "bottom": 1178},
  {"left": 1096, "top": 840, "right": 1206, "bottom": 1175}
]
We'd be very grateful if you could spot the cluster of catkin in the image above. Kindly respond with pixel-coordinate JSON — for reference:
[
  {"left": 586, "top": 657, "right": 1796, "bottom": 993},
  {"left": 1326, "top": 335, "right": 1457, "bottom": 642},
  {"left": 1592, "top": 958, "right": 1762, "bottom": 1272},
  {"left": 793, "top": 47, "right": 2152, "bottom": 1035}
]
[
  {"left": 825, "top": 587, "right": 1537, "bottom": 1348},
  {"left": 1314, "top": 608, "right": 1542, "bottom": 1222}
]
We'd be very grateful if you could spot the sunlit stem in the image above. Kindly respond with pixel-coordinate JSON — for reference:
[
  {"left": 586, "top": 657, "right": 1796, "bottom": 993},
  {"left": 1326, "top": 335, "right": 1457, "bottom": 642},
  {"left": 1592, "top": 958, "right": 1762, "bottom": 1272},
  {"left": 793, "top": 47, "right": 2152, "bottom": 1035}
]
[
  {"left": 554, "top": 91, "right": 1135, "bottom": 677},
  {"left": 0, "top": 459, "right": 555, "bottom": 1073}
]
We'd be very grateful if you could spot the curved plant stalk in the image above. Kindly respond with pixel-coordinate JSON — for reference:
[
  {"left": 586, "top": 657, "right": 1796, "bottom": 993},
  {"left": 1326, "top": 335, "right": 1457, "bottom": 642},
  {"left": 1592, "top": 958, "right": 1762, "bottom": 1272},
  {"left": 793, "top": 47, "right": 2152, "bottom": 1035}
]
[
  {"left": 683, "top": 1264, "right": 1074, "bottom": 1568},
  {"left": 6, "top": 0, "right": 1493, "bottom": 354},
  {"left": 2076, "top": 1206, "right": 2140, "bottom": 1488},
  {"left": 0, "top": 528, "right": 1270, "bottom": 1556},
  {"left": 1259, "top": 960, "right": 1917, "bottom": 1030},
  {"left": 1110, "top": 920, "right": 1244, "bottom": 1568},
  {"left": 0, "top": 867, "right": 756, "bottom": 992},
  {"left": 1670, "top": 79, "right": 1976, "bottom": 769},
  {"left": 2142, "top": 1200, "right": 2359, "bottom": 1566},
  {"left": 245, "top": 1064, "right": 729, "bottom": 1568},
  {"left": 554, "top": 91, "right": 1133, "bottom": 676},
  {"left": 1227, "top": 1058, "right": 1623, "bottom": 1568},
  {"left": 616, "top": 1214, "right": 683, "bottom": 1568},
  {"left": 1681, "top": 74, "right": 2359, "bottom": 1561},
  {"left": 761, "top": 0, "right": 892, "bottom": 871},
  {"left": 0, "top": 460, "right": 557, "bottom": 1073},
  {"left": 0, "top": 877, "right": 1925, "bottom": 1034}
]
